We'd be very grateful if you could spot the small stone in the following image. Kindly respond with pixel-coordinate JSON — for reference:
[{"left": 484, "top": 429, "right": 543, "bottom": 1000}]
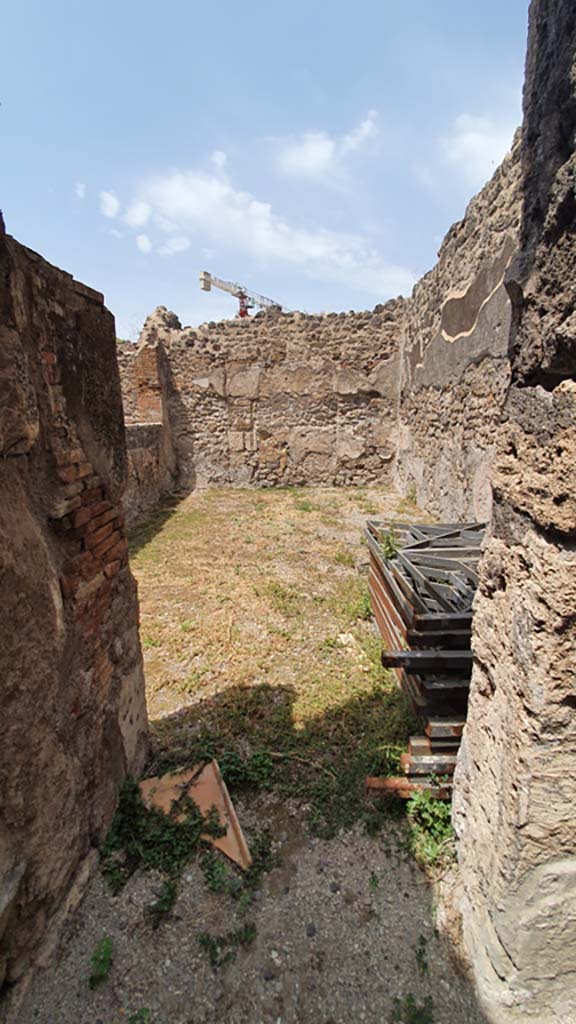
[
  {"left": 306, "top": 923, "right": 317, "bottom": 937},
  {"left": 330, "top": 881, "right": 340, "bottom": 893},
  {"left": 263, "top": 968, "right": 276, "bottom": 982}
]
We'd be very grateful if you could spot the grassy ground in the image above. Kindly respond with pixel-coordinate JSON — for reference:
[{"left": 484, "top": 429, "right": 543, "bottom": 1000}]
[{"left": 129, "top": 485, "right": 424, "bottom": 835}]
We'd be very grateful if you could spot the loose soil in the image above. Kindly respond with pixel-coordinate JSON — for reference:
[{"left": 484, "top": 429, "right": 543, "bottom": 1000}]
[{"left": 15, "top": 487, "right": 487, "bottom": 1024}]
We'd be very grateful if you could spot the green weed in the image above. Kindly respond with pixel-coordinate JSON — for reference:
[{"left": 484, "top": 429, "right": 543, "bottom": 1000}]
[
  {"left": 88, "top": 936, "right": 113, "bottom": 990},
  {"left": 318, "top": 635, "right": 340, "bottom": 654},
  {"left": 379, "top": 527, "right": 400, "bottom": 560},
  {"left": 391, "top": 994, "right": 434, "bottom": 1024},
  {"left": 407, "top": 789, "right": 454, "bottom": 868},
  {"left": 200, "top": 829, "right": 274, "bottom": 910},
  {"left": 200, "top": 850, "right": 241, "bottom": 898},
  {"left": 333, "top": 579, "right": 373, "bottom": 623},
  {"left": 146, "top": 879, "right": 178, "bottom": 928},
  {"left": 101, "top": 778, "right": 225, "bottom": 890},
  {"left": 127, "top": 1010, "right": 152, "bottom": 1024},
  {"left": 260, "top": 580, "right": 302, "bottom": 617},
  {"left": 218, "top": 750, "right": 274, "bottom": 790},
  {"left": 198, "top": 922, "right": 257, "bottom": 969},
  {"left": 334, "top": 547, "right": 355, "bottom": 567}
]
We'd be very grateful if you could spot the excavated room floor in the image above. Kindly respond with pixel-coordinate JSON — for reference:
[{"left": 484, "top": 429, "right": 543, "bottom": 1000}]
[{"left": 15, "top": 487, "right": 487, "bottom": 1024}]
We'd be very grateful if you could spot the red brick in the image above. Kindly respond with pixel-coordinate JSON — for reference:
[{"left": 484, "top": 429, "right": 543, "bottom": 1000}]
[
  {"left": 76, "top": 462, "right": 93, "bottom": 480},
  {"left": 66, "top": 550, "right": 98, "bottom": 579},
  {"left": 73, "top": 506, "right": 95, "bottom": 529},
  {"left": 103, "top": 560, "right": 121, "bottom": 579},
  {"left": 92, "top": 530, "right": 122, "bottom": 561},
  {"left": 73, "top": 501, "right": 112, "bottom": 529},
  {"left": 85, "top": 507, "right": 118, "bottom": 534},
  {"left": 41, "top": 350, "right": 57, "bottom": 365},
  {"left": 82, "top": 486, "right": 103, "bottom": 505},
  {"left": 103, "top": 537, "right": 128, "bottom": 563},
  {"left": 86, "top": 522, "right": 115, "bottom": 550},
  {"left": 57, "top": 465, "right": 78, "bottom": 484}
]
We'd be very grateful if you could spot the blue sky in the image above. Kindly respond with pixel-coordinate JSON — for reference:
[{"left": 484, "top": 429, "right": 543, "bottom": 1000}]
[{"left": 2, "top": 0, "right": 529, "bottom": 338}]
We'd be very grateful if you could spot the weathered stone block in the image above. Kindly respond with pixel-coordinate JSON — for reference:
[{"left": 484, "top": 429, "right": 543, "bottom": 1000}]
[
  {"left": 227, "top": 430, "right": 245, "bottom": 452},
  {"left": 289, "top": 426, "right": 336, "bottom": 465},
  {"left": 227, "top": 366, "right": 261, "bottom": 398},
  {"left": 336, "top": 431, "right": 365, "bottom": 461},
  {"left": 494, "top": 381, "right": 576, "bottom": 535}
]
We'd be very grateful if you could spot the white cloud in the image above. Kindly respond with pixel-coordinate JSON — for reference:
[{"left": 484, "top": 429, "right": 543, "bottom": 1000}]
[
  {"left": 124, "top": 200, "right": 151, "bottom": 228},
  {"left": 127, "top": 167, "right": 414, "bottom": 297},
  {"left": 100, "top": 190, "right": 120, "bottom": 218},
  {"left": 154, "top": 214, "right": 179, "bottom": 233},
  {"left": 110, "top": 228, "right": 125, "bottom": 239},
  {"left": 440, "top": 114, "right": 516, "bottom": 188},
  {"left": 75, "top": 182, "right": 86, "bottom": 200},
  {"left": 136, "top": 233, "right": 152, "bottom": 254},
  {"left": 211, "top": 150, "right": 227, "bottom": 170},
  {"left": 277, "top": 110, "right": 379, "bottom": 181},
  {"left": 279, "top": 132, "right": 336, "bottom": 178},
  {"left": 158, "top": 236, "right": 191, "bottom": 257},
  {"left": 340, "top": 110, "right": 379, "bottom": 154}
]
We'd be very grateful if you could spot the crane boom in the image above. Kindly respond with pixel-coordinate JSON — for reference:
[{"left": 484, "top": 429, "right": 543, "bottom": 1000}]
[{"left": 199, "top": 271, "right": 283, "bottom": 317}]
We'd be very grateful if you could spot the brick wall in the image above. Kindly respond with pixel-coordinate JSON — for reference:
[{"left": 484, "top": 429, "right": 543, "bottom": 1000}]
[{"left": 0, "top": 217, "right": 148, "bottom": 990}]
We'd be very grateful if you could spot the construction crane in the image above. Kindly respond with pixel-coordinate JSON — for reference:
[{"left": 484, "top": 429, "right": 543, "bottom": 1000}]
[{"left": 199, "top": 271, "right": 284, "bottom": 318}]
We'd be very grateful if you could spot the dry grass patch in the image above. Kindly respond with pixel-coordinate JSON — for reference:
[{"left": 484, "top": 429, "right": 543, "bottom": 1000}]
[{"left": 129, "top": 486, "right": 423, "bottom": 833}]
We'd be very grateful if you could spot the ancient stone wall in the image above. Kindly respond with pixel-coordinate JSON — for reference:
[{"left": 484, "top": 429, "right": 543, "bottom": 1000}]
[
  {"left": 452, "top": 2, "right": 576, "bottom": 1020},
  {"left": 116, "top": 340, "right": 177, "bottom": 520},
  {"left": 120, "top": 159, "right": 526, "bottom": 524},
  {"left": 396, "top": 137, "right": 523, "bottom": 522},
  {"left": 0, "top": 218, "right": 148, "bottom": 991},
  {"left": 118, "top": 303, "right": 404, "bottom": 500}
]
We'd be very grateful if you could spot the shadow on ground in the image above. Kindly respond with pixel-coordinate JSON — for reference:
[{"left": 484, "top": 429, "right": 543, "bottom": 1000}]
[
  {"left": 147, "top": 679, "right": 416, "bottom": 835},
  {"left": 128, "top": 494, "right": 186, "bottom": 556}
]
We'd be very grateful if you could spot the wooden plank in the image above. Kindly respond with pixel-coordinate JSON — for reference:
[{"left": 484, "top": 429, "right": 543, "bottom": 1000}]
[
  {"left": 418, "top": 674, "right": 471, "bottom": 693},
  {"left": 425, "top": 717, "right": 466, "bottom": 739},
  {"left": 381, "top": 650, "right": 473, "bottom": 671},
  {"left": 365, "top": 776, "right": 452, "bottom": 800},
  {"left": 369, "top": 565, "right": 410, "bottom": 640},
  {"left": 401, "top": 752, "right": 458, "bottom": 776},
  {"left": 397, "top": 551, "right": 459, "bottom": 614},
  {"left": 407, "top": 629, "right": 471, "bottom": 650},
  {"left": 414, "top": 612, "right": 473, "bottom": 631}
]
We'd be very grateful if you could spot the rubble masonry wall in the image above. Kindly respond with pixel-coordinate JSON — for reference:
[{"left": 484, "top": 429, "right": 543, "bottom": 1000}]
[
  {"left": 395, "top": 137, "right": 523, "bottom": 522},
  {"left": 0, "top": 218, "right": 148, "bottom": 991},
  {"left": 452, "top": 2, "right": 576, "bottom": 1020},
  {"left": 117, "top": 302, "right": 405, "bottom": 517}
]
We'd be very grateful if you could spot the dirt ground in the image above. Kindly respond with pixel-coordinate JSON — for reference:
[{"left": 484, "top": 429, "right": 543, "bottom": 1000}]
[{"left": 14, "top": 487, "right": 487, "bottom": 1024}]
